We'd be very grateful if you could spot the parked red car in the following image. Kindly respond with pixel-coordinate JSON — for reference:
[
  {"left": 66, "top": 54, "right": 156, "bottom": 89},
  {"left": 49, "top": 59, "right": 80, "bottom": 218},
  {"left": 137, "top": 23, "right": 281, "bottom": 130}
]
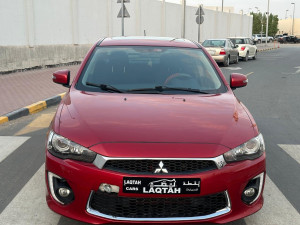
[{"left": 46, "top": 37, "right": 266, "bottom": 224}]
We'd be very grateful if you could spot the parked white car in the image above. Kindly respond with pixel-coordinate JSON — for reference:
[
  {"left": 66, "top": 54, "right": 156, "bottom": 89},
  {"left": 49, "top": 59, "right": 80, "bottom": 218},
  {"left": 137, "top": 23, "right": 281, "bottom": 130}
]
[
  {"left": 252, "top": 34, "right": 273, "bottom": 44},
  {"left": 228, "top": 37, "right": 258, "bottom": 61}
]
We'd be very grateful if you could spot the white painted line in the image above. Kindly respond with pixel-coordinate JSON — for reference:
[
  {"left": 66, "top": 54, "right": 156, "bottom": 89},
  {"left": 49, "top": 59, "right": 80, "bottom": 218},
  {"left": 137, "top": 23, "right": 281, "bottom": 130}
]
[
  {"left": 224, "top": 67, "right": 242, "bottom": 71},
  {"left": 294, "top": 66, "right": 300, "bottom": 74},
  {"left": 246, "top": 72, "right": 254, "bottom": 76},
  {"left": 0, "top": 164, "right": 61, "bottom": 225},
  {"left": 278, "top": 144, "right": 300, "bottom": 164},
  {"left": 0, "top": 136, "right": 30, "bottom": 163},
  {"left": 244, "top": 176, "right": 300, "bottom": 225}
]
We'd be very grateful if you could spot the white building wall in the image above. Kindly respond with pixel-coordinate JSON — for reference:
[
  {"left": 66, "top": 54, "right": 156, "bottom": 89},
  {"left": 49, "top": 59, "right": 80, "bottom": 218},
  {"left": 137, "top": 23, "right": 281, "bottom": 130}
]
[{"left": 0, "top": 0, "right": 253, "bottom": 72}]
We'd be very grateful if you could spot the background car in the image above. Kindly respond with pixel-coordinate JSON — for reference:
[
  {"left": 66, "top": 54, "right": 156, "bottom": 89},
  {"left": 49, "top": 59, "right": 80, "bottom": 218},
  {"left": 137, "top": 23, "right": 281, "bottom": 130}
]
[
  {"left": 274, "top": 35, "right": 283, "bottom": 41},
  {"left": 252, "top": 34, "right": 272, "bottom": 44},
  {"left": 278, "top": 35, "right": 300, "bottom": 44},
  {"left": 252, "top": 34, "right": 263, "bottom": 44},
  {"left": 202, "top": 39, "right": 239, "bottom": 66},
  {"left": 229, "top": 37, "right": 258, "bottom": 61}
]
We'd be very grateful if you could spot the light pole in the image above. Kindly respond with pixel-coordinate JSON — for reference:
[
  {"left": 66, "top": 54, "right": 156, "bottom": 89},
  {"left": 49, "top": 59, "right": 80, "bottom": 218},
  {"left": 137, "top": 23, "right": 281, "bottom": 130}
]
[
  {"left": 291, "top": 3, "right": 295, "bottom": 35},
  {"left": 255, "top": 7, "right": 259, "bottom": 13},
  {"left": 181, "top": 0, "right": 186, "bottom": 38},
  {"left": 222, "top": 0, "right": 224, "bottom": 12},
  {"left": 265, "top": 0, "right": 270, "bottom": 45},
  {"left": 285, "top": 10, "right": 289, "bottom": 19},
  {"left": 261, "top": 13, "right": 264, "bottom": 44}
]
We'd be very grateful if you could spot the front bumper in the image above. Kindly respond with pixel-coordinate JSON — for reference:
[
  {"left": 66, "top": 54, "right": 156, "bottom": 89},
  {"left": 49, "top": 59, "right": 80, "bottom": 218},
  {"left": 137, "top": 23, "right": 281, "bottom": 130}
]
[{"left": 45, "top": 151, "right": 266, "bottom": 224}]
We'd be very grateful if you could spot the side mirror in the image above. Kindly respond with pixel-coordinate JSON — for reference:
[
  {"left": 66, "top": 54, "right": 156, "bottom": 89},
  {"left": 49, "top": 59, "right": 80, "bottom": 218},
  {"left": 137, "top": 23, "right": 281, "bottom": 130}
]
[
  {"left": 52, "top": 70, "right": 70, "bottom": 87},
  {"left": 234, "top": 45, "right": 239, "bottom": 48},
  {"left": 230, "top": 73, "right": 248, "bottom": 89}
]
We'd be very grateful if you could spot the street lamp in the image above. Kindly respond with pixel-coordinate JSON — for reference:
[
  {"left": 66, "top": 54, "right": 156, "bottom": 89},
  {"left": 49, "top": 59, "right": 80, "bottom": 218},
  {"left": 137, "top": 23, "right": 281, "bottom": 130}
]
[
  {"left": 222, "top": 0, "right": 224, "bottom": 12},
  {"left": 266, "top": 0, "right": 270, "bottom": 45},
  {"left": 291, "top": 3, "right": 295, "bottom": 35},
  {"left": 255, "top": 7, "right": 259, "bottom": 13},
  {"left": 285, "top": 10, "right": 289, "bottom": 19}
]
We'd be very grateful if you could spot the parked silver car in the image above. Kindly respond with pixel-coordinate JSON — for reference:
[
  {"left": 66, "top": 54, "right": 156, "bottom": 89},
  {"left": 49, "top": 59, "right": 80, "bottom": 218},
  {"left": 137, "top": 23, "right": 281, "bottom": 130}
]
[{"left": 202, "top": 39, "right": 239, "bottom": 67}]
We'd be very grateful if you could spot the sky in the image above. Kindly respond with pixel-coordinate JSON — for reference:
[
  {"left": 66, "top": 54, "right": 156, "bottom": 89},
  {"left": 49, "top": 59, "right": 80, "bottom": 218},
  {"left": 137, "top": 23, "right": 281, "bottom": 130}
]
[{"left": 166, "top": 0, "right": 300, "bottom": 19}]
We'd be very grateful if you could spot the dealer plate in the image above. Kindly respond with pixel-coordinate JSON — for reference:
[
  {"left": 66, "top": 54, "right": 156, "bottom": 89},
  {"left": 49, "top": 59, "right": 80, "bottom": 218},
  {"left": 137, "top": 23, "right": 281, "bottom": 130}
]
[{"left": 123, "top": 177, "right": 200, "bottom": 194}]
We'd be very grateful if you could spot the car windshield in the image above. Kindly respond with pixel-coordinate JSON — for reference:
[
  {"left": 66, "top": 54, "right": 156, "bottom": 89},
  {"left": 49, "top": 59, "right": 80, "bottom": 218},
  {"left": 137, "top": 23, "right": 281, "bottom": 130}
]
[
  {"left": 76, "top": 46, "right": 226, "bottom": 94},
  {"left": 231, "top": 39, "right": 245, "bottom": 44},
  {"left": 202, "top": 40, "right": 226, "bottom": 47}
]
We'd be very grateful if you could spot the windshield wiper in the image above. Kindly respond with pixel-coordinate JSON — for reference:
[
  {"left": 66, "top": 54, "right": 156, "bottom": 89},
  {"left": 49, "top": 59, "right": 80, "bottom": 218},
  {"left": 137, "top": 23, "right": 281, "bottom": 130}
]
[
  {"left": 127, "top": 86, "right": 210, "bottom": 94},
  {"left": 156, "top": 86, "right": 210, "bottom": 94},
  {"left": 86, "top": 82, "right": 123, "bottom": 93}
]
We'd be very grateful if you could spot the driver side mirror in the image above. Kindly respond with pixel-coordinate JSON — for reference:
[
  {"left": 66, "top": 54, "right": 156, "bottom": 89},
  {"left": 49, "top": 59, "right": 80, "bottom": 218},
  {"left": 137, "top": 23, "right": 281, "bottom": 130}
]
[
  {"left": 52, "top": 70, "right": 70, "bottom": 87},
  {"left": 230, "top": 73, "right": 248, "bottom": 89}
]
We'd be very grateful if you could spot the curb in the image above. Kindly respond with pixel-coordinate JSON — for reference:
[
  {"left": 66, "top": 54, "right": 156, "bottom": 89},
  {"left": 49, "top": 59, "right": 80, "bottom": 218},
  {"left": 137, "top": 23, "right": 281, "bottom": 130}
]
[
  {"left": 257, "top": 47, "right": 279, "bottom": 52},
  {"left": 0, "top": 92, "right": 66, "bottom": 125}
]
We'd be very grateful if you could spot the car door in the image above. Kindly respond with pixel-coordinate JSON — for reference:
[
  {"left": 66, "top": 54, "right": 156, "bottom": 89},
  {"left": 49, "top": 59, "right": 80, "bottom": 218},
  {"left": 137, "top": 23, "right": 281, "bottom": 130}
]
[
  {"left": 246, "top": 38, "right": 254, "bottom": 56},
  {"left": 229, "top": 40, "right": 238, "bottom": 61}
]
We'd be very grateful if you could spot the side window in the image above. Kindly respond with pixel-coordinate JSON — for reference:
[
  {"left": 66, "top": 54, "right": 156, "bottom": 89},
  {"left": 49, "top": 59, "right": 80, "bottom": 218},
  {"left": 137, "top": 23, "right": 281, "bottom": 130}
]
[
  {"left": 230, "top": 41, "right": 234, "bottom": 48},
  {"left": 245, "top": 39, "right": 249, "bottom": 44}
]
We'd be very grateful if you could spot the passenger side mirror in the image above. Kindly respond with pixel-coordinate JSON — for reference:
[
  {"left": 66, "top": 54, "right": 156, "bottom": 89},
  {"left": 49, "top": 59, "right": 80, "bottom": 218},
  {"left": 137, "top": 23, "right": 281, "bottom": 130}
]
[
  {"left": 230, "top": 73, "right": 248, "bottom": 89},
  {"left": 52, "top": 70, "right": 70, "bottom": 87}
]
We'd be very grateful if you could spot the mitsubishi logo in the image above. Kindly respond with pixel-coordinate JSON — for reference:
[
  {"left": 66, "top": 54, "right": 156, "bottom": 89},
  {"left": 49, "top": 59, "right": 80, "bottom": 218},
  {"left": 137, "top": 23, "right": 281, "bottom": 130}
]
[{"left": 154, "top": 161, "right": 168, "bottom": 173}]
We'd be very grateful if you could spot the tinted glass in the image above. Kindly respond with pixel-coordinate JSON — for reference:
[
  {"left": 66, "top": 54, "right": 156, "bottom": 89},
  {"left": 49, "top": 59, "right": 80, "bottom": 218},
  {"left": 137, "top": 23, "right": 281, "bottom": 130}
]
[
  {"left": 202, "top": 40, "right": 226, "bottom": 47},
  {"left": 76, "top": 46, "right": 227, "bottom": 94},
  {"left": 231, "top": 39, "right": 245, "bottom": 44}
]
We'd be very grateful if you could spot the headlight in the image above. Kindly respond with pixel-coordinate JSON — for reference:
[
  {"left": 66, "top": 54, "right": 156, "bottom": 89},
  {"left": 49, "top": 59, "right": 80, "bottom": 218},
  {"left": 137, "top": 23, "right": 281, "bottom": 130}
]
[
  {"left": 47, "top": 131, "right": 96, "bottom": 163},
  {"left": 224, "top": 133, "right": 265, "bottom": 163}
]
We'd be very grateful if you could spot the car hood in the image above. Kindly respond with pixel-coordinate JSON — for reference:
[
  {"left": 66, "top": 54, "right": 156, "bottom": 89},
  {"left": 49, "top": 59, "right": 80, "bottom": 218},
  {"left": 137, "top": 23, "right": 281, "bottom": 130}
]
[{"left": 57, "top": 90, "right": 257, "bottom": 156}]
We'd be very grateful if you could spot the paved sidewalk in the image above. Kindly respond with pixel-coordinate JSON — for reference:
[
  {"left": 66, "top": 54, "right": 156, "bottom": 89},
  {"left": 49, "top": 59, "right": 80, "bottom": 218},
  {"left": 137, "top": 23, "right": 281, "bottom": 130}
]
[{"left": 0, "top": 65, "right": 80, "bottom": 116}]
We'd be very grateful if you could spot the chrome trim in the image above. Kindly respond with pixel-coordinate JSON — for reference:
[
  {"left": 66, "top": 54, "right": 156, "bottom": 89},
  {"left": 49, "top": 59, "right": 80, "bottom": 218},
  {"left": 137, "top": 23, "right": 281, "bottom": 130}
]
[
  {"left": 86, "top": 190, "right": 231, "bottom": 221},
  {"left": 250, "top": 172, "right": 265, "bottom": 204},
  {"left": 93, "top": 154, "right": 227, "bottom": 170},
  {"left": 48, "top": 172, "right": 64, "bottom": 205},
  {"left": 46, "top": 130, "right": 54, "bottom": 150}
]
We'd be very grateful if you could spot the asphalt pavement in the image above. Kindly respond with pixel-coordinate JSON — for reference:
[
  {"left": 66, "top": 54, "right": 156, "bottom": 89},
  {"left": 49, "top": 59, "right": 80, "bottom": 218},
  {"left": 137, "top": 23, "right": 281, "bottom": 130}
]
[{"left": 0, "top": 45, "right": 300, "bottom": 225}]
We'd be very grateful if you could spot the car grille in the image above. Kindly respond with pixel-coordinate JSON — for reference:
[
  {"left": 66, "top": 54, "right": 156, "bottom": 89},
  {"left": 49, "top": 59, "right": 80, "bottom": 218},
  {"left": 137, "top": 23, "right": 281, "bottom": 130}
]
[
  {"left": 103, "top": 160, "right": 217, "bottom": 174},
  {"left": 89, "top": 191, "right": 228, "bottom": 219}
]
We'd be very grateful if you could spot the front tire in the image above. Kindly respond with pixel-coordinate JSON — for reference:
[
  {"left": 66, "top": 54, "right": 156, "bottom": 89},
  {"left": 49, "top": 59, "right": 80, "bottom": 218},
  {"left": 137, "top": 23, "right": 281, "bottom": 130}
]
[
  {"left": 223, "top": 56, "right": 230, "bottom": 67},
  {"left": 235, "top": 55, "right": 239, "bottom": 64},
  {"left": 253, "top": 51, "right": 257, "bottom": 60},
  {"left": 243, "top": 52, "right": 249, "bottom": 61}
]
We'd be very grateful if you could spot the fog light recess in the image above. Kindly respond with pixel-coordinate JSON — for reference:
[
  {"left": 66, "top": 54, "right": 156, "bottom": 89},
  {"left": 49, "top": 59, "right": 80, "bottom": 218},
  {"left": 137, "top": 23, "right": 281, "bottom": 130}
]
[
  {"left": 48, "top": 172, "right": 74, "bottom": 205},
  {"left": 99, "top": 183, "right": 119, "bottom": 193},
  {"left": 242, "top": 173, "right": 264, "bottom": 205}
]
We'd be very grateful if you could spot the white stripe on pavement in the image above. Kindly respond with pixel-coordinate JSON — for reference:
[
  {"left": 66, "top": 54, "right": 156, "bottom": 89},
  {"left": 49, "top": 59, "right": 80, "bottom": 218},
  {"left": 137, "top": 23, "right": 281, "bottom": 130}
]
[
  {"left": 0, "top": 136, "right": 30, "bottom": 163},
  {"left": 278, "top": 144, "right": 300, "bottom": 164},
  {"left": 244, "top": 176, "right": 300, "bottom": 225},
  {"left": 0, "top": 164, "right": 61, "bottom": 225}
]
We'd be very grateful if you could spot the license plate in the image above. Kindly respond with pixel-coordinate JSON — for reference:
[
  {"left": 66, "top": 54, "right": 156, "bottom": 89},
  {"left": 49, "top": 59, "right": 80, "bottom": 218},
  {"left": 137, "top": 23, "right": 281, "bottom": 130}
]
[{"left": 123, "top": 177, "right": 200, "bottom": 194}]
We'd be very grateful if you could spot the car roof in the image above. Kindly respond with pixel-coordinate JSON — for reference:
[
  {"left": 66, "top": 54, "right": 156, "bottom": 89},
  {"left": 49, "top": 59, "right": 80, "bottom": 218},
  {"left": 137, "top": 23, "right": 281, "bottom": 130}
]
[
  {"left": 205, "top": 39, "right": 228, "bottom": 41},
  {"left": 228, "top": 37, "right": 249, "bottom": 39},
  {"left": 99, "top": 36, "right": 199, "bottom": 48}
]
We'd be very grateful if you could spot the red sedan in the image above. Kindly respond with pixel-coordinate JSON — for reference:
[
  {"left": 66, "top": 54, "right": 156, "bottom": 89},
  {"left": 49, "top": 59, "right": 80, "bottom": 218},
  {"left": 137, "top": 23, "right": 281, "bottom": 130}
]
[{"left": 46, "top": 37, "right": 266, "bottom": 224}]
